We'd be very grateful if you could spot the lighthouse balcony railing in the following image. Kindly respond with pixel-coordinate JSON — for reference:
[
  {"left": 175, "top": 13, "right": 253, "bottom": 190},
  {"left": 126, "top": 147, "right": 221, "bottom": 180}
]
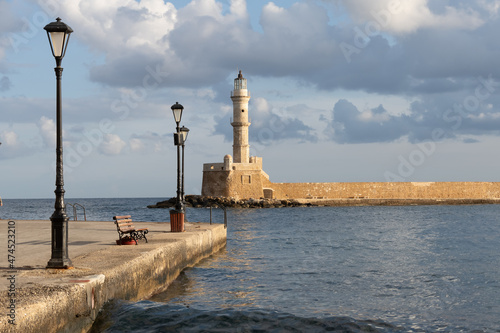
[
  {"left": 230, "top": 117, "right": 251, "bottom": 124},
  {"left": 231, "top": 90, "right": 250, "bottom": 97}
]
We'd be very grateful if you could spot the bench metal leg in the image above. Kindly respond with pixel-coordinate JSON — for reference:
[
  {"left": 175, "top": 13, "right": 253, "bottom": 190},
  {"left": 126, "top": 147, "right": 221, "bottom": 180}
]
[{"left": 132, "top": 231, "right": 148, "bottom": 243}]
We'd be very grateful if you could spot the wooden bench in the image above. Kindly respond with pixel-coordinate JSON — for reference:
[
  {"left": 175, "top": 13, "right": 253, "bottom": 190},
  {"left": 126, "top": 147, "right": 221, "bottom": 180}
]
[{"left": 113, "top": 215, "right": 149, "bottom": 245}]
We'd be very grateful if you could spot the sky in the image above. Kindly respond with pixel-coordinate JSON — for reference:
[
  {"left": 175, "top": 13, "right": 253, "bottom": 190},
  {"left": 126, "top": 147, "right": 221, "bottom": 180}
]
[{"left": 1, "top": 0, "right": 500, "bottom": 199}]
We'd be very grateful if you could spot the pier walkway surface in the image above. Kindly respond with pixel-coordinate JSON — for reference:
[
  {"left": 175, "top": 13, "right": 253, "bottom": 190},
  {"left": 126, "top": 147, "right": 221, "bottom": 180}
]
[{"left": 0, "top": 219, "right": 227, "bottom": 333}]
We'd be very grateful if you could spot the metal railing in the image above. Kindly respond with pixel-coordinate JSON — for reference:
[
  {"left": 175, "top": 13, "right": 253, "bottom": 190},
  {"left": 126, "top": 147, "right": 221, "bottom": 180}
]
[
  {"left": 209, "top": 205, "right": 227, "bottom": 229},
  {"left": 66, "top": 203, "right": 86, "bottom": 221}
]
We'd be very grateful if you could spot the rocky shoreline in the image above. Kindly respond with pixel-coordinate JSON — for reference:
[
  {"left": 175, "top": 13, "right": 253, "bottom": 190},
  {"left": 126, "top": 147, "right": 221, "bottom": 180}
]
[
  {"left": 147, "top": 195, "right": 311, "bottom": 209},
  {"left": 147, "top": 195, "right": 500, "bottom": 209}
]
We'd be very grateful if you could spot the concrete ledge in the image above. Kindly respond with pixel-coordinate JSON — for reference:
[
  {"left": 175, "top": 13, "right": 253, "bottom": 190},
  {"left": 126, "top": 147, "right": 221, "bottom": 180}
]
[{"left": 0, "top": 220, "right": 226, "bottom": 333}]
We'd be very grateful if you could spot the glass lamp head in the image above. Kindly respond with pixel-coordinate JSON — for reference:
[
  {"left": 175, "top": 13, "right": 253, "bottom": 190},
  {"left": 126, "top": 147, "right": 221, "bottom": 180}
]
[
  {"left": 44, "top": 18, "right": 73, "bottom": 60},
  {"left": 180, "top": 126, "right": 190, "bottom": 143},
  {"left": 171, "top": 102, "right": 184, "bottom": 124}
]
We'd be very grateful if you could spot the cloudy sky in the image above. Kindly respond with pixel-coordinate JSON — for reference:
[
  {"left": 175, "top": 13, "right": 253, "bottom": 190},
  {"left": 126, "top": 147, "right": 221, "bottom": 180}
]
[{"left": 1, "top": 0, "right": 500, "bottom": 199}]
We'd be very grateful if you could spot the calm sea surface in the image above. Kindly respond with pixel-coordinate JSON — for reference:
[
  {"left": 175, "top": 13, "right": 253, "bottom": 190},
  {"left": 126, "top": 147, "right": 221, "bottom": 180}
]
[{"left": 2, "top": 198, "right": 500, "bottom": 332}]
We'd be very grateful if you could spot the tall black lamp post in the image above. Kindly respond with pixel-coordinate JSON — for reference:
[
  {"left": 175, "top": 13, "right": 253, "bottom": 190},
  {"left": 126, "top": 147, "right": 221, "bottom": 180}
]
[
  {"left": 44, "top": 18, "right": 73, "bottom": 269},
  {"left": 171, "top": 102, "right": 184, "bottom": 212},
  {"left": 170, "top": 102, "right": 186, "bottom": 232}
]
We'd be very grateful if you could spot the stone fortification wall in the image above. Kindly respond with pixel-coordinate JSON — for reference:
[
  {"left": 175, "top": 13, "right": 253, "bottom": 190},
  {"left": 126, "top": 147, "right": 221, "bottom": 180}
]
[
  {"left": 226, "top": 169, "right": 266, "bottom": 199},
  {"left": 202, "top": 168, "right": 268, "bottom": 199},
  {"left": 202, "top": 156, "right": 268, "bottom": 200},
  {"left": 201, "top": 169, "right": 231, "bottom": 198},
  {"left": 201, "top": 157, "right": 500, "bottom": 200},
  {"left": 268, "top": 181, "right": 500, "bottom": 200}
]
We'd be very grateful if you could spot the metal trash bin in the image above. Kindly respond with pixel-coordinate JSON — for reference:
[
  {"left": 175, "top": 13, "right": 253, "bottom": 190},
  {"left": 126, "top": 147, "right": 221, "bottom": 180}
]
[{"left": 170, "top": 210, "right": 185, "bottom": 232}]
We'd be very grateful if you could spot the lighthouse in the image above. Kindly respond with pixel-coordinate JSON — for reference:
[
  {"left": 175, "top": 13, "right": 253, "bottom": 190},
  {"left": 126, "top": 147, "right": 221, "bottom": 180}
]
[
  {"left": 231, "top": 70, "right": 251, "bottom": 163},
  {"left": 202, "top": 70, "right": 269, "bottom": 200}
]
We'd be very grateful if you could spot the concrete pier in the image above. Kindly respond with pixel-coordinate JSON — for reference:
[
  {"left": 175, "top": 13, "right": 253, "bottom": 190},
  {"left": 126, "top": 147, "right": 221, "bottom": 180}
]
[{"left": 0, "top": 220, "right": 227, "bottom": 333}]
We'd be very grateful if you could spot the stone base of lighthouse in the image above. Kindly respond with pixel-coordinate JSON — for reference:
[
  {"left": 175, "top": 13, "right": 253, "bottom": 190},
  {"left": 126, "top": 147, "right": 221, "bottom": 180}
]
[{"left": 201, "top": 155, "right": 273, "bottom": 200}]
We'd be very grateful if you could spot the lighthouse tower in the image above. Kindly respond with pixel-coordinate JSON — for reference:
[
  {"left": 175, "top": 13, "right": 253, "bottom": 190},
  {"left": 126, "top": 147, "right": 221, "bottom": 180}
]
[
  {"left": 231, "top": 70, "right": 251, "bottom": 163},
  {"left": 202, "top": 70, "right": 270, "bottom": 200}
]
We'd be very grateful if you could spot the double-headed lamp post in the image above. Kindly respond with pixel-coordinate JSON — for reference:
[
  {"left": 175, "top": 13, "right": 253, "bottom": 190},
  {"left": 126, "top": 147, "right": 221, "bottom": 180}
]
[
  {"left": 44, "top": 18, "right": 73, "bottom": 269},
  {"left": 170, "top": 102, "right": 188, "bottom": 232},
  {"left": 171, "top": 102, "right": 184, "bottom": 212}
]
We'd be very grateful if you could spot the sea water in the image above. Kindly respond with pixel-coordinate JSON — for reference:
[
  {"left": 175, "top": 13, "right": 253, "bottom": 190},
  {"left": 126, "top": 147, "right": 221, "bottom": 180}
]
[{"left": 2, "top": 199, "right": 500, "bottom": 332}]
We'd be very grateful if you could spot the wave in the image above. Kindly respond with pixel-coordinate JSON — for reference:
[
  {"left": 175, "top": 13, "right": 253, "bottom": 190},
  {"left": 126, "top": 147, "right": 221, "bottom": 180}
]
[{"left": 90, "top": 300, "right": 403, "bottom": 333}]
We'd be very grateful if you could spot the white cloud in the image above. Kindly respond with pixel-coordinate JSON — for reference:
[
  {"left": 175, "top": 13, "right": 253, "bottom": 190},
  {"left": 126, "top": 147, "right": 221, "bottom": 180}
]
[
  {"left": 58, "top": 0, "right": 177, "bottom": 54},
  {"left": 340, "top": 0, "right": 484, "bottom": 34},
  {"left": 99, "top": 133, "right": 126, "bottom": 155},
  {"left": 0, "top": 130, "right": 19, "bottom": 147},
  {"left": 253, "top": 97, "right": 270, "bottom": 113},
  {"left": 129, "top": 131, "right": 165, "bottom": 152},
  {"left": 478, "top": 0, "right": 500, "bottom": 17},
  {"left": 37, "top": 116, "right": 56, "bottom": 148},
  {"left": 262, "top": 2, "right": 283, "bottom": 15},
  {"left": 55, "top": 0, "right": 343, "bottom": 88},
  {"left": 176, "top": 0, "right": 246, "bottom": 23},
  {"left": 0, "top": 129, "right": 30, "bottom": 159},
  {"left": 130, "top": 138, "right": 145, "bottom": 152},
  {"left": 230, "top": 0, "right": 248, "bottom": 20},
  {"left": 178, "top": 0, "right": 223, "bottom": 21}
]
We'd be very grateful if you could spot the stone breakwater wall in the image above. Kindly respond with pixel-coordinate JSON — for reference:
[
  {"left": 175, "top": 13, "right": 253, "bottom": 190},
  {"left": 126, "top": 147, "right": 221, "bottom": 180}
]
[
  {"left": 267, "top": 182, "right": 500, "bottom": 200},
  {"left": 201, "top": 165, "right": 500, "bottom": 201}
]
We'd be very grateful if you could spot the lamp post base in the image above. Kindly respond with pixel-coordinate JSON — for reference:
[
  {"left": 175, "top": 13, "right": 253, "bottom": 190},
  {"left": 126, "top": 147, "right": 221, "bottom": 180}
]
[
  {"left": 170, "top": 210, "right": 185, "bottom": 232},
  {"left": 46, "top": 259, "right": 73, "bottom": 269},
  {"left": 46, "top": 215, "right": 73, "bottom": 269}
]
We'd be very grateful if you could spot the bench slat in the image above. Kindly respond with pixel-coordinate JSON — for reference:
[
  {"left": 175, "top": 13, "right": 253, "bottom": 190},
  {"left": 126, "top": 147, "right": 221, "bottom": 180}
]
[
  {"left": 113, "top": 215, "right": 131, "bottom": 220},
  {"left": 117, "top": 222, "right": 134, "bottom": 227},
  {"left": 119, "top": 226, "right": 135, "bottom": 230}
]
